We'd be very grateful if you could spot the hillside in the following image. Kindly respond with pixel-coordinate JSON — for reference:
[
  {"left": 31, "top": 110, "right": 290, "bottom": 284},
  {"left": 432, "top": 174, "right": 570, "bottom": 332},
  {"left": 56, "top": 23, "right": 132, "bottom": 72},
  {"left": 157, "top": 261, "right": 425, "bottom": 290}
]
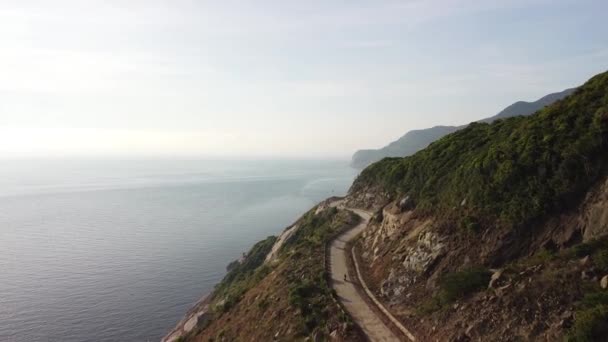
[
  {"left": 164, "top": 202, "right": 367, "bottom": 342},
  {"left": 165, "top": 71, "right": 607, "bottom": 342},
  {"left": 346, "top": 70, "right": 608, "bottom": 341},
  {"left": 351, "top": 87, "right": 576, "bottom": 169}
]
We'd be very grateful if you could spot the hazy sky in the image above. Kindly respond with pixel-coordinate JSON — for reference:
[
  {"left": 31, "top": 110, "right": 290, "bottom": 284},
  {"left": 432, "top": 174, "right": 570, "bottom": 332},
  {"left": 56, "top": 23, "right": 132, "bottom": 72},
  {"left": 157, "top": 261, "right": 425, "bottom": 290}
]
[{"left": 1, "top": 0, "right": 607, "bottom": 159}]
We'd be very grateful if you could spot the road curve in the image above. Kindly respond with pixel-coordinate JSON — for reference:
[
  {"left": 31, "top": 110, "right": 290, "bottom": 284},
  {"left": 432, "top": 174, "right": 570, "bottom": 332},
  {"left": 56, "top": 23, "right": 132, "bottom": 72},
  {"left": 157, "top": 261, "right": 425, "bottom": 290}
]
[{"left": 329, "top": 208, "right": 401, "bottom": 341}]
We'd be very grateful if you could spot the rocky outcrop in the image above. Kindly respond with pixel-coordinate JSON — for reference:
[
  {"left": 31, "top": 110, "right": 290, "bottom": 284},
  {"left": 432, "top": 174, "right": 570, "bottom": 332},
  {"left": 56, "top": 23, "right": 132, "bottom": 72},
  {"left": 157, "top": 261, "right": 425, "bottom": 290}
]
[
  {"left": 398, "top": 195, "right": 415, "bottom": 211},
  {"left": 401, "top": 232, "right": 446, "bottom": 273},
  {"left": 265, "top": 224, "right": 298, "bottom": 263},
  {"left": 348, "top": 173, "right": 608, "bottom": 341},
  {"left": 355, "top": 199, "right": 448, "bottom": 308},
  {"left": 581, "top": 177, "right": 608, "bottom": 241},
  {"left": 161, "top": 296, "right": 211, "bottom": 342},
  {"left": 344, "top": 186, "right": 392, "bottom": 212}
]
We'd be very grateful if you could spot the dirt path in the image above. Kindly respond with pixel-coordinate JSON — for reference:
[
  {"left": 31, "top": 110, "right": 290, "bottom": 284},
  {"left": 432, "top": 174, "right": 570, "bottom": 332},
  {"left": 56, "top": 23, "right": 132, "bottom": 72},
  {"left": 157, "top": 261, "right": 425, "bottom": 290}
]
[{"left": 329, "top": 208, "right": 402, "bottom": 341}]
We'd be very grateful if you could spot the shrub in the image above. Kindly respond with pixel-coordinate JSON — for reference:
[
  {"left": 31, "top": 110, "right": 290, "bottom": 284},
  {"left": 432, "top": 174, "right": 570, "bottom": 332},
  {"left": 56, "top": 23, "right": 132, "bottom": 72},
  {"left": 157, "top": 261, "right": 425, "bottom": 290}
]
[
  {"left": 567, "top": 290, "right": 608, "bottom": 341},
  {"left": 438, "top": 268, "right": 491, "bottom": 303},
  {"left": 213, "top": 236, "right": 277, "bottom": 310},
  {"left": 524, "top": 248, "right": 555, "bottom": 266},
  {"left": 460, "top": 216, "right": 481, "bottom": 234},
  {"left": 256, "top": 295, "right": 270, "bottom": 311},
  {"left": 567, "top": 305, "right": 608, "bottom": 341},
  {"left": 565, "top": 239, "right": 608, "bottom": 259},
  {"left": 581, "top": 292, "right": 608, "bottom": 308},
  {"left": 593, "top": 248, "right": 608, "bottom": 271},
  {"left": 351, "top": 71, "right": 608, "bottom": 231},
  {"left": 288, "top": 278, "right": 329, "bottom": 333}
]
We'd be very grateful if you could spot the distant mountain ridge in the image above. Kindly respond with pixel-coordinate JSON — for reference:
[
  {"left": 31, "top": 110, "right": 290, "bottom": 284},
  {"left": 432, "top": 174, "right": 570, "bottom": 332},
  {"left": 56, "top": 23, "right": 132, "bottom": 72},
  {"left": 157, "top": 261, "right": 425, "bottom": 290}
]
[{"left": 350, "top": 87, "right": 577, "bottom": 168}]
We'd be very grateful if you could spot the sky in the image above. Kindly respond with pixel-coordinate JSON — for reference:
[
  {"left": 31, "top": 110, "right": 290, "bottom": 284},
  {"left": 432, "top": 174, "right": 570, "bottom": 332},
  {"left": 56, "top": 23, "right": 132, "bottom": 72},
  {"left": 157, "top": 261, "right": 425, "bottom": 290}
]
[{"left": 0, "top": 0, "right": 607, "bottom": 159}]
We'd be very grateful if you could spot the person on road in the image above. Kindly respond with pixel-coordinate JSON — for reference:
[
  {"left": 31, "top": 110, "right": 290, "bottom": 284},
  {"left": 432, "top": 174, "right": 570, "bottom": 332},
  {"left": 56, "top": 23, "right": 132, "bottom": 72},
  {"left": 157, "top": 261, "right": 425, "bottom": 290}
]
[{"left": 344, "top": 273, "right": 347, "bottom": 282}]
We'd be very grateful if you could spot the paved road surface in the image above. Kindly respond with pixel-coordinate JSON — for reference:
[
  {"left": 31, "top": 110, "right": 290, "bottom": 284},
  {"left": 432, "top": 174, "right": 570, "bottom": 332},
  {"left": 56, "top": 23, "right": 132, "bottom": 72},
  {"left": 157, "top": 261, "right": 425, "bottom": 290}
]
[{"left": 329, "top": 208, "right": 402, "bottom": 341}]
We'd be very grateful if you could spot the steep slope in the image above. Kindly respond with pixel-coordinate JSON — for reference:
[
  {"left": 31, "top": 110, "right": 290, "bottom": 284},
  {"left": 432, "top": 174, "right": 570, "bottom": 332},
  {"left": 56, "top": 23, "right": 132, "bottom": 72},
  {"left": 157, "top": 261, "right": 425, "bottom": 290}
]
[
  {"left": 166, "top": 202, "right": 367, "bottom": 342},
  {"left": 165, "top": 72, "right": 606, "bottom": 342},
  {"left": 351, "top": 88, "right": 576, "bottom": 169},
  {"left": 346, "top": 71, "right": 608, "bottom": 341}
]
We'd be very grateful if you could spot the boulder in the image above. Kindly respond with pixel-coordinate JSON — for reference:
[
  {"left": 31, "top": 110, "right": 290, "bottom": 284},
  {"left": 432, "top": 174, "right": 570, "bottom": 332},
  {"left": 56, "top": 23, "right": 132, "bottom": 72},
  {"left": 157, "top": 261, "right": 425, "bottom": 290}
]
[
  {"left": 399, "top": 195, "right": 415, "bottom": 211},
  {"left": 488, "top": 269, "right": 503, "bottom": 289}
]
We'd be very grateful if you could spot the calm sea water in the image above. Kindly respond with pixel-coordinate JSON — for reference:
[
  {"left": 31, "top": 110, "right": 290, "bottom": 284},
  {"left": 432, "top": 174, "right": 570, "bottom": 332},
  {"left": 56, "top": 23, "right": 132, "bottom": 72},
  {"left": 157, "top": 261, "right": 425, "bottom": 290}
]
[{"left": 0, "top": 159, "right": 357, "bottom": 342}]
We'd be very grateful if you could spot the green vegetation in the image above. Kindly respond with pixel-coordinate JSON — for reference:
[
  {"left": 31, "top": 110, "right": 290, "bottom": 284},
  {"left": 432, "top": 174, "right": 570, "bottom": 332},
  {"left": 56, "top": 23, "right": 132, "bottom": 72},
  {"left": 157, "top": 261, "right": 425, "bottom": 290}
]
[
  {"left": 438, "top": 268, "right": 491, "bottom": 303},
  {"left": 353, "top": 71, "right": 608, "bottom": 229},
  {"left": 282, "top": 207, "right": 359, "bottom": 335},
  {"left": 198, "top": 205, "right": 359, "bottom": 340},
  {"left": 284, "top": 206, "right": 343, "bottom": 249},
  {"left": 213, "top": 236, "right": 277, "bottom": 312},
  {"left": 572, "top": 239, "right": 608, "bottom": 258},
  {"left": 419, "top": 267, "right": 490, "bottom": 313},
  {"left": 567, "top": 291, "right": 608, "bottom": 341},
  {"left": 593, "top": 249, "right": 608, "bottom": 271},
  {"left": 288, "top": 277, "right": 330, "bottom": 333},
  {"left": 560, "top": 238, "right": 608, "bottom": 265},
  {"left": 459, "top": 215, "right": 481, "bottom": 234},
  {"left": 562, "top": 237, "right": 608, "bottom": 341}
]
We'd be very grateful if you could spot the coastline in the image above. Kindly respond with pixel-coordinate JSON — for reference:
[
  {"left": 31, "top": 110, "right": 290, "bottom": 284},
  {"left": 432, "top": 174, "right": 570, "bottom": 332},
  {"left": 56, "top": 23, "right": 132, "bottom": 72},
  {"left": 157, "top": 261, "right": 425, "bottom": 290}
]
[
  {"left": 162, "top": 294, "right": 212, "bottom": 342},
  {"left": 161, "top": 196, "right": 349, "bottom": 341}
]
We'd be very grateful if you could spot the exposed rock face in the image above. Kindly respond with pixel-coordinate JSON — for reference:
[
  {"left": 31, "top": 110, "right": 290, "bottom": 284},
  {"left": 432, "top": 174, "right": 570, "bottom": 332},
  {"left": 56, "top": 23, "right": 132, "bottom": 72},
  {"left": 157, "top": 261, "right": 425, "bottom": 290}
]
[
  {"left": 161, "top": 296, "right": 211, "bottom": 342},
  {"left": 344, "top": 186, "right": 392, "bottom": 212},
  {"left": 356, "top": 199, "right": 447, "bottom": 306},
  {"left": 581, "top": 178, "right": 608, "bottom": 241},
  {"left": 399, "top": 195, "right": 415, "bottom": 211},
  {"left": 349, "top": 173, "right": 608, "bottom": 341},
  {"left": 378, "top": 229, "right": 445, "bottom": 302},
  {"left": 401, "top": 232, "right": 446, "bottom": 273},
  {"left": 361, "top": 204, "right": 418, "bottom": 261}
]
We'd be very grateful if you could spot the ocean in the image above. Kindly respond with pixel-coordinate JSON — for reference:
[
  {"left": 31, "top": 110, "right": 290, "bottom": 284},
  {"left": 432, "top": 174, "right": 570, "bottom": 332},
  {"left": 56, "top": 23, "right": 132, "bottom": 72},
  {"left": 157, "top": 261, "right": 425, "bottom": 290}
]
[{"left": 0, "top": 159, "right": 357, "bottom": 342}]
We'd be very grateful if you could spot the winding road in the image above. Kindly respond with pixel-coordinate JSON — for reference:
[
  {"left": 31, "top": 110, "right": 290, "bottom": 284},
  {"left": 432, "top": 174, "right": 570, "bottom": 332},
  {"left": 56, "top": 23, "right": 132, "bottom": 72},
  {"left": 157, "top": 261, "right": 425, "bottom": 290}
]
[{"left": 329, "top": 207, "right": 404, "bottom": 341}]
